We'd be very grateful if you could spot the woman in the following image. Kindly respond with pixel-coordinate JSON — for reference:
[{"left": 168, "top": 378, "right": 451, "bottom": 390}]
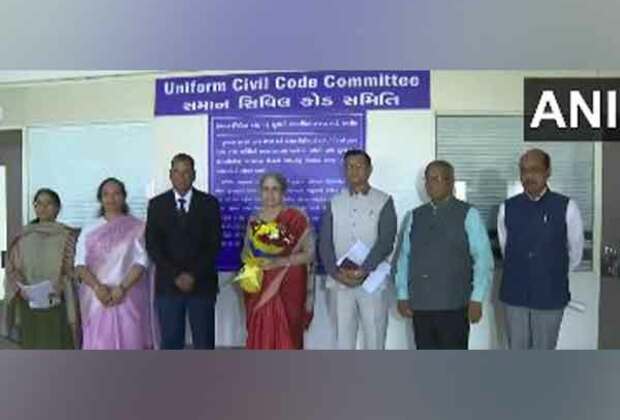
[
  {"left": 3, "top": 188, "right": 79, "bottom": 349},
  {"left": 75, "top": 178, "right": 157, "bottom": 349},
  {"left": 241, "top": 172, "right": 315, "bottom": 349}
]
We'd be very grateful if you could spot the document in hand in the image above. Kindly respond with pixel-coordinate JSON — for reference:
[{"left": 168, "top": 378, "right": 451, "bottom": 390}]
[
  {"left": 336, "top": 240, "right": 370, "bottom": 268},
  {"left": 362, "top": 262, "right": 391, "bottom": 294},
  {"left": 18, "top": 280, "right": 55, "bottom": 309},
  {"left": 336, "top": 240, "right": 390, "bottom": 294}
]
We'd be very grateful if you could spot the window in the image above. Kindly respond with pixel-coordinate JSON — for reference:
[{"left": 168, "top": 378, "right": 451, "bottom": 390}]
[{"left": 27, "top": 123, "right": 155, "bottom": 228}]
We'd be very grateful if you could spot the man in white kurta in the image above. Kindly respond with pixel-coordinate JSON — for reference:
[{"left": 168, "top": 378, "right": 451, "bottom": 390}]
[{"left": 319, "top": 150, "right": 397, "bottom": 349}]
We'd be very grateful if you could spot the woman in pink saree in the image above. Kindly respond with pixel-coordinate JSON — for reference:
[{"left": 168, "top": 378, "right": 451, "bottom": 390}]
[{"left": 75, "top": 178, "right": 157, "bottom": 350}]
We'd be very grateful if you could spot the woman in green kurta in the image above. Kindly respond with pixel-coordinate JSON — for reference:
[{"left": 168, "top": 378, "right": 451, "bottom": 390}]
[{"left": 3, "top": 189, "right": 79, "bottom": 349}]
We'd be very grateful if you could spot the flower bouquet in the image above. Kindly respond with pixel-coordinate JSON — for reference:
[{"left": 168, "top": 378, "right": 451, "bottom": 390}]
[{"left": 234, "top": 219, "right": 294, "bottom": 293}]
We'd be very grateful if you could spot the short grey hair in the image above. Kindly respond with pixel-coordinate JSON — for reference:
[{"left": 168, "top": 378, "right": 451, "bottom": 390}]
[
  {"left": 259, "top": 172, "right": 288, "bottom": 193},
  {"left": 425, "top": 160, "right": 455, "bottom": 181}
]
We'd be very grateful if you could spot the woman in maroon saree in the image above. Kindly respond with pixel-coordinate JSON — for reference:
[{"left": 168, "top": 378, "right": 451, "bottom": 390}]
[{"left": 241, "top": 173, "right": 315, "bottom": 349}]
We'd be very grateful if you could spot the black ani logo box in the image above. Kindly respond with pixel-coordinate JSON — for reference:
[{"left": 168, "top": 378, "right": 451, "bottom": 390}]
[{"left": 524, "top": 78, "right": 620, "bottom": 142}]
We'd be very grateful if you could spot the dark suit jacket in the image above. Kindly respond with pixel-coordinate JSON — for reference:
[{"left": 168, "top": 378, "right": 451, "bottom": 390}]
[{"left": 145, "top": 188, "right": 222, "bottom": 298}]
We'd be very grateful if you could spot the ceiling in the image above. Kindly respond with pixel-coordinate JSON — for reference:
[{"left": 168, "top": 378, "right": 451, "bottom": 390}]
[{"left": 0, "top": 71, "right": 152, "bottom": 85}]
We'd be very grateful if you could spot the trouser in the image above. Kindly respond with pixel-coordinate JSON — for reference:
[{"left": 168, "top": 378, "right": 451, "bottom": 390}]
[
  {"left": 157, "top": 294, "right": 216, "bottom": 349},
  {"left": 328, "top": 286, "right": 388, "bottom": 350},
  {"left": 503, "top": 303, "right": 564, "bottom": 350},
  {"left": 412, "top": 307, "right": 470, "bottom": 350}
]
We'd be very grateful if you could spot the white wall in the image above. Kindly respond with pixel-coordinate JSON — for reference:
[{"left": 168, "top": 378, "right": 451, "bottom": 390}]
[{"left": 0, "top": 70, "right": 603, "bottom": 349}]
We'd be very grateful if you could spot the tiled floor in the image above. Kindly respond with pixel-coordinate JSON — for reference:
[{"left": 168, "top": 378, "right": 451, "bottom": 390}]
[
  {"left": 0, "top": 337, "right": 19, "bottom": 349},
  {"left": 1, "top": 282, "right": 617, "bottom": 350}
]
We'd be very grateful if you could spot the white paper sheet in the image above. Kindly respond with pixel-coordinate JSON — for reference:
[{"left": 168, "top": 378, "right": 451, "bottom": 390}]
[
  {"left": 18, "top": 280, "right": 55, "bottom": 309},
  {"left": 336, "top": 240, "right": 370, "bottom": 267},
  {"left": 362, "top": 262, "right": 391, "bottom": 294}
]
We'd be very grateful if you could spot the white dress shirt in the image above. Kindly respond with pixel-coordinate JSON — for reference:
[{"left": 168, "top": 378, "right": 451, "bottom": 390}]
[
  {"left": 174, "top": 188, "right": 193, "bottom": 213},
  {"left": 497, "top": 189, "right": 585, "bottom": 271}
]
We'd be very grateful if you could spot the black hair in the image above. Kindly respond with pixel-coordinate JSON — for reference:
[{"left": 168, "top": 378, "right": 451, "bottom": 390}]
[
  {"left": 97, "top": 177, "right": 130, "bottom": 217},
  {"left": 170, "top": 153, "right": 196, "bottom": 171},
  {"left": 30, "top": 188, "right": 62, "bottom": 224},
  {"left": 343, "top": 149, "right": 372, "bottom": 166}
]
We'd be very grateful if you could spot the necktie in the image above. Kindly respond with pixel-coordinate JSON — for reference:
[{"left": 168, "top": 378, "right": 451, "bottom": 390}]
[{"left": 178, "top": 198, "right": 187, "bottom": 214}]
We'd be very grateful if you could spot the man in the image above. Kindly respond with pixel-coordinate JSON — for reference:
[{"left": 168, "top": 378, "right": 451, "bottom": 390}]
[
  {"left": 498, "top": 148, "right": 584, "bottom": 350},
  {"left": 394, "top": 160, "right": 494, "bottom": 349},
  {"left": 145, "top": 153, "right": 222, "bottom": 349},
  {"left": 319, "top": 149, "right": 397, "bottom": 350}
]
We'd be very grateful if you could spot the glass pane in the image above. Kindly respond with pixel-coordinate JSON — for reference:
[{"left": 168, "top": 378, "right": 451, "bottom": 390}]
[{"left": 27, "top": 123, "right": 155, "bottom": 228}]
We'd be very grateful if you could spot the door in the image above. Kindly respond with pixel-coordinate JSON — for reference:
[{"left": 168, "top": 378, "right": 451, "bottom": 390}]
[
  {"left": 600, "top": 142, "right": 620, "bottom": 348},
  {"left": 0, "top": 130, "right": 23, "bottom": 300}
]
